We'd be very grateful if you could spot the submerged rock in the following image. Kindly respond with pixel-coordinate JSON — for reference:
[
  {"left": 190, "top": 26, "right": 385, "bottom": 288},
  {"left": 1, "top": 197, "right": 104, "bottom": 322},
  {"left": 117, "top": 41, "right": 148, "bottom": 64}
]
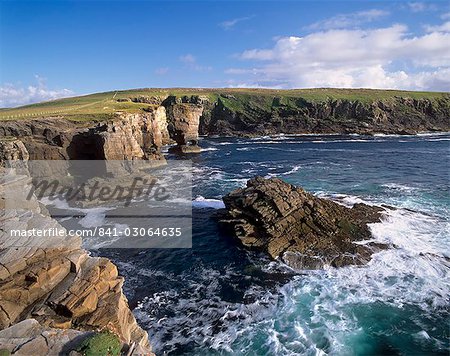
[{"left": 220, "top": 177, "right": 386, "bottom": 269}]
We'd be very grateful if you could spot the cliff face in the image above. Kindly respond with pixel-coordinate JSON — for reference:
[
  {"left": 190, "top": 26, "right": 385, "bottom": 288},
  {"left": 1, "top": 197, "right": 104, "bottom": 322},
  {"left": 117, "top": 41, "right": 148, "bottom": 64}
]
[
  {"left": 0, "top": 142, "right": 153, "bottom": 354},
  {"left": 0, "top": 92, "right": 448, "bottom": 162},
  {"left": 200, "top": 95, "right": 450, "bottom": 136},
  {"left": 0, "top": 108, "right": 170, "bottom": 161},
  {"left": 71, "top": 109, "right": 169, "bottom": 160}
]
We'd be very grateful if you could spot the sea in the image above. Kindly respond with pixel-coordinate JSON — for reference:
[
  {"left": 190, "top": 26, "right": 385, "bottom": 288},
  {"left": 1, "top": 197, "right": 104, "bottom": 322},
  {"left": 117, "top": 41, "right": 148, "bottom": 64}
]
[{"left": 79, "top": 133, "right": 448, "bottom": 355}]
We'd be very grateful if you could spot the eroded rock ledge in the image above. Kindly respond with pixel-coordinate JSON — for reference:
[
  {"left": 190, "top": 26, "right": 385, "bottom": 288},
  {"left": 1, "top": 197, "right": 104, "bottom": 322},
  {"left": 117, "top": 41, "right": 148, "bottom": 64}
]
[
  {"left": 220, "top": 177, "right": 386, "bottom": 269},
  {"left": 0, "top": 142, "right": 153, "bottom": 355}
]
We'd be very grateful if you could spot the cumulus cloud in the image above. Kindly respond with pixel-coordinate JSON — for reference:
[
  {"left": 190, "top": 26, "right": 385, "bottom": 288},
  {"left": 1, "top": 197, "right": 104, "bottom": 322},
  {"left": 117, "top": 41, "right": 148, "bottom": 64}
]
[
  {"left": 0, "top": 76, "right": 73, "bottom": 108},
  {"left": 219, "top": 15, "right": 254, "bottom": 30},
  {"left": 424, "top": 21, "right": 450, "bottom": 33},
  {"left": 307, "top": 9, "right": 389, "bottom": 30},
  {"left": 227, "top": 23, "right": 450, "bottom": 91}
]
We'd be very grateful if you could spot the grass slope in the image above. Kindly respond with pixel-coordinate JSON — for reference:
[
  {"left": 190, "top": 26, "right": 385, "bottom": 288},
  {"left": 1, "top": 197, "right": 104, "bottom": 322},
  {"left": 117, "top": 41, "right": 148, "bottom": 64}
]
[{"left": 1, "top": 88, "right": 448, "bottom": 121}]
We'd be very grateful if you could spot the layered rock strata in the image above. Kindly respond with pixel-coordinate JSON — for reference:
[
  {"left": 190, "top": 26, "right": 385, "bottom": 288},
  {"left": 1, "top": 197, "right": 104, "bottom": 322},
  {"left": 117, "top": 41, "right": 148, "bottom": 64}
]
[
  {"left": 200, "top": 95, "right": 450, "bottom": 136},
  {"left": 220, "top": 177, "right": 386, "bottom": 269},
  {"left": 0, "top": 143, "right": 153, "bottom": 354},
  {"left": 0, "top": 108, "right": 169, "bottom": 161},
  {"left": 163, "top": 96, "right": 204, "bottom": 153}
]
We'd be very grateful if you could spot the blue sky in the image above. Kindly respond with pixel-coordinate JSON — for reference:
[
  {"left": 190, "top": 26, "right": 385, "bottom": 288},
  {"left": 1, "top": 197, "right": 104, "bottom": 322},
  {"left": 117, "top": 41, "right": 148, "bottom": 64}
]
[{"left": 1, "top": 0, "right": 449, "bottom": 106}]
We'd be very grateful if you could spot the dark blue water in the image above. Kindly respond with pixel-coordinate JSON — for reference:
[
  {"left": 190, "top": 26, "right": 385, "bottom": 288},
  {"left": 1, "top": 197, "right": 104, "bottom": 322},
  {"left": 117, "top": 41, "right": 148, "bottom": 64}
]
[{"left": 100, "top": 133, "right": 449, "bottom": 355}]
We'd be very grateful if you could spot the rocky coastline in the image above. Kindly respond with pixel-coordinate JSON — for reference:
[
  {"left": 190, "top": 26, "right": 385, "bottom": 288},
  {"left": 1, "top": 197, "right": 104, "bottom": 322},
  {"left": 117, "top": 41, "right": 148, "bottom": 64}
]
[
  {"left": 0, "top": 142, "right": 154, "bottom": 355},
  {"left": 0, "top": 90, "right": 448, "bottom": 354},
  {"left": 0, "top": 92, "right": 449, "bottom": 162}
]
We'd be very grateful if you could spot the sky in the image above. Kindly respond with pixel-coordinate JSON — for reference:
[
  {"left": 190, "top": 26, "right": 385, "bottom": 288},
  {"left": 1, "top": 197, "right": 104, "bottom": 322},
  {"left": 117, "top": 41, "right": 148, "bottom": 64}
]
[{"left": 1, "top": 0, "right": 449, "bottom": 107}]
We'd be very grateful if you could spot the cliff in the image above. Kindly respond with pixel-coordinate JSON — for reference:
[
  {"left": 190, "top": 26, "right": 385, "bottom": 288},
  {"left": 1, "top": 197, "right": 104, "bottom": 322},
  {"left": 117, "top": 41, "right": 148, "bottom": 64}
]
[
  {"left": 220, "top": 177, "right": 387, "bottom": 269},
  {"left": 0, "top": 142, "right": 154, "bottom": 355},
  {"left": 0, "top": 89, "right": 448, "bottom": 159},
  {"left": 200, "top": 93, "right": 450, "bottom": 136},
  {"left": 0, "top": 109, "right": 170, "bottom": 161}
]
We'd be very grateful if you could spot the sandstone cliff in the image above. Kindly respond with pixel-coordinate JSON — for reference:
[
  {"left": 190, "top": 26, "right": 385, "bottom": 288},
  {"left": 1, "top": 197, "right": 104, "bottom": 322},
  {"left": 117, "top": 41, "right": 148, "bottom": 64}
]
[
  {"left": 0, "top": 142, "right": 153, "bottom": 354},
  {"left": 0, "top": 108, "right": 169, "bottom": 161},
  {"left": 220, "top": 177, "right": 386, "bottom": 269},
  {"left": 163, "top": 95, "right": 204, "bottom": 153}
]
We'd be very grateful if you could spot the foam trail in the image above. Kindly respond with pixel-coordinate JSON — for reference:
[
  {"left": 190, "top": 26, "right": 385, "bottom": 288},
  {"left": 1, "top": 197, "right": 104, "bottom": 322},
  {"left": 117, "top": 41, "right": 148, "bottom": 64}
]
[{"left": 192, "top": 195, "right": 225, "bottom": 209}]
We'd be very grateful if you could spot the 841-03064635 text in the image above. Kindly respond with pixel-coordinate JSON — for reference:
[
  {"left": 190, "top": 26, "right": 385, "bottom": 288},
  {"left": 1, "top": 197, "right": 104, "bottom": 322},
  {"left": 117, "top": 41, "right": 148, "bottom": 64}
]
[{"left": 9, "top": 227, "right": 184, "bottom": 238}]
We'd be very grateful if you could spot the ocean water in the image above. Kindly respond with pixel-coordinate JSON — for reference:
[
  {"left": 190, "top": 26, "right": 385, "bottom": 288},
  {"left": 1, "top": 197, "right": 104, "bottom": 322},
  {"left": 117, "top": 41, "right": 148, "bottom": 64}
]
[{"left": 98, "top": 133, "right": 449, "bottom": 355}]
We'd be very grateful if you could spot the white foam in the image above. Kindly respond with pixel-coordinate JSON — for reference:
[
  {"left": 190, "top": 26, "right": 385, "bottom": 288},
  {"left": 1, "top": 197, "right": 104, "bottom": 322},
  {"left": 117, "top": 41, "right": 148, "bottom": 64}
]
[
  {"left": 315, "top": 192, "right": 374, "bottom": 208},
  {"left": 192, "top": 195, "right": 225, "bottom": 209},
  {"left": 381, "top": 183, "right": 416, "bottom": 192},
  {"left": 200, "top": 147, "right": 219, "bottom": 152},
  {"left": 79, "top": 209, "right": 107, "bottom": 228}
]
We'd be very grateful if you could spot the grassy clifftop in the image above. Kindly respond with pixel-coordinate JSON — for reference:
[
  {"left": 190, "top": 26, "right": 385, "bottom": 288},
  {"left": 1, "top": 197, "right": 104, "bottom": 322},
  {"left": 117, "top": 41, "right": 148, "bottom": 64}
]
[{"left": 1, "top": 88, "right": 448, "bottom": 122}]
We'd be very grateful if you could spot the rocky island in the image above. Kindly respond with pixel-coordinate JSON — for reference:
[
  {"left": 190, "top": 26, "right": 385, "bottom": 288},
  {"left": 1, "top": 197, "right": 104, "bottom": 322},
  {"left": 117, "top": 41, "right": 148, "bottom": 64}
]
[{"left": 220, "top": 177, "right": 386, "bottom": 269}]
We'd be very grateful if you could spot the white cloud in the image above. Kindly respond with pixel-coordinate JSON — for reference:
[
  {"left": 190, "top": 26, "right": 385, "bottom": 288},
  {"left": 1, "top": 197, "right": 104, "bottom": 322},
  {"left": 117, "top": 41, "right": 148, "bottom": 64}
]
[
  {"left": 179, "top": 54, "right": 196, "bottom": 64},
  {"left": 424, "top": 21, "right": 450, "bottom": 33},
  {"left": 227, "top": 23, "right": 450, "bottom": 91},
  {"left": 219, "top": 16, "right": 253, "bottom": 30},
  {"left": 179, "top": 54, "right": 212, "bottom": 72},
  {"left": 307, "top": 9, "right": 389, "bottom": 30},
  {"left": 0, "top": 76, "right": 73, "bottom": 108},
  {"left": 407, "top": 2, "right": 434, "bottom": 12},
  {"left": 155, "top": 67, "right": 169, "bottom": 75}
]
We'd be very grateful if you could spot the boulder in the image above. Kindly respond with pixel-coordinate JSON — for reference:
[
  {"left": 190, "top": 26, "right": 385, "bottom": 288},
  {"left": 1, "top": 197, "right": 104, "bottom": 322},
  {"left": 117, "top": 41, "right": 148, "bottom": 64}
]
[{"left": 220, "top": 177, "right": 386, "bottom": 269}]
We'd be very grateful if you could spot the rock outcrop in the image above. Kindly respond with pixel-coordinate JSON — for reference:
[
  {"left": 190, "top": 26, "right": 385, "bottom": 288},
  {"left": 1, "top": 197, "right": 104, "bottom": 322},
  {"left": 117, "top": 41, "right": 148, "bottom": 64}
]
[
  {"left": 0, "top": 140, "right": 29, "bottom": 164},
  {"left": 0, "top": 147, "right": 153, "bottom": 353},
  {"left": 0, "top": 319, "right": 152, "bottom": 355},
  {"left": 0, "top": 319, "right": 92, "bottom": 355},
  {"left": 70, "top": 109, "right": 169, "bottom": 160},
  {"left": 220, "top": 177, "right": 386, "bottom": 269},
  {"left": 1, "top": 92, "right": 448, "bottom": 161},
  {"left": 163, "top": 96, "right": 204, "bottom": 153}
]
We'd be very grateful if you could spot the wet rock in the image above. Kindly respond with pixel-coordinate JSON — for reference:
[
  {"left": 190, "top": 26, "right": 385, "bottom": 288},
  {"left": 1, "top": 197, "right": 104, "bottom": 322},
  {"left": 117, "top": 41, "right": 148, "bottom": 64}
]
[{"left": 220, "top": 177, "right": 386, "bottom": 269}]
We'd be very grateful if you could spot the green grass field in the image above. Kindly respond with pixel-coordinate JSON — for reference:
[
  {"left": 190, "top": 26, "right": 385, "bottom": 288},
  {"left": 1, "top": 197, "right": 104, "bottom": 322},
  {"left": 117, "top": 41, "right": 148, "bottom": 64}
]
[{"left": 1, "top": 88, "right": 448, "bottom": 122}]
